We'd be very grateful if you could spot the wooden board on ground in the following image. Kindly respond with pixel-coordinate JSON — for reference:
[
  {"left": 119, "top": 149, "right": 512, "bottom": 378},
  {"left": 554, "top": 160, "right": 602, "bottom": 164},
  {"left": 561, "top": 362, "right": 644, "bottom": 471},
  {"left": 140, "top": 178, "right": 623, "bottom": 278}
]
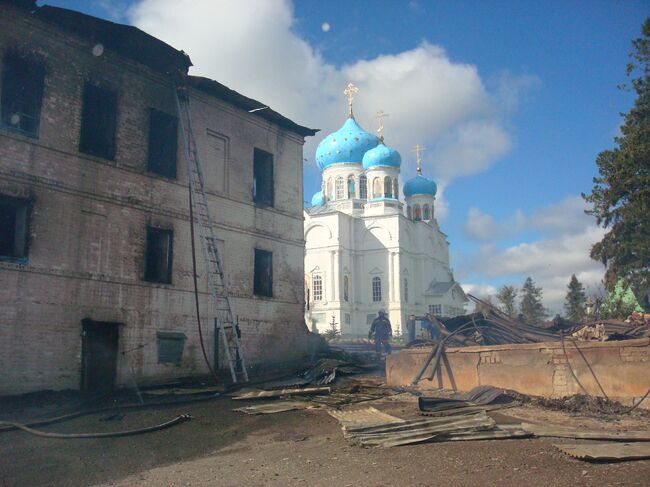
[
  {"left": 522, "top": 423, "right": 650, "bottom": 441},
  {"left": 554, "top": 442, "right": 650, "bottom": 461},
  {"left": 328, "top": 407, "right": 405, "bottom": 430}
]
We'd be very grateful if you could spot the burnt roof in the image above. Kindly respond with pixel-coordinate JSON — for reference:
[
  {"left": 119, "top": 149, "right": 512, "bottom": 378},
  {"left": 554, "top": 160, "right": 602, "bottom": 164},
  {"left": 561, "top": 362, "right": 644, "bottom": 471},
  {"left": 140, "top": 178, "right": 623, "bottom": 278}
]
[
  {"left": 32, "top": 5, "right": 192, "bottom": 74},
  {"left": 5, "top": 1, "right": 316, "bottom": 138},
  {"left": 189, "top": 76, "right": 318, "bottom": 137}
]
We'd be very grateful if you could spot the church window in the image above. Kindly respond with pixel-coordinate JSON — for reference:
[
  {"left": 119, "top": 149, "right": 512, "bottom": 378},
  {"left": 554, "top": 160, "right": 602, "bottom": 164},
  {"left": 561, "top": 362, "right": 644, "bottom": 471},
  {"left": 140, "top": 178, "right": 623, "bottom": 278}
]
[
  {"left": 312, "top": 275, "right": 323, "bottom": 301},
  {"left": 404, "top": 278, "right": 408, "bottom": 302},
  {"left": 407, "top": 206, "right": 412, "bottom": 219},
  {"left": 327, "top": 177, "right": 334, "bottom": 200},
  {"left": 393, "top": 179, "right": 399, "bottom": 199},
  {"left": 343, "top": 275, "right": 349, "bottom": 301},
  {"left": 372, "top": 177, "right": 382, "bottom": 198},
  {"left": 347, "top": 175, "right": 355, "bottom": 198},
  {"left": 384, "top": 176, "right": 392, "bottom": 198},
  {"left": 372, "top": 276, "right": 382, "bottom": 302},
  {"left": 1, "top": 51, "right": 45, "bottom": 137},
  {"left": 335, "top": 176, "right": 345, "bottom": 200},
  {"left": 423, "top": 204, "right": 431, "bottom": 220},
  {"left": 429, "top": 304, "right": 442, "bottom": 316},
  {"left": 359, "top": 175, "right": 367, "bottom": 199},
  {"left": 413, "top": 205, "right": 422, "bottom": 221}
]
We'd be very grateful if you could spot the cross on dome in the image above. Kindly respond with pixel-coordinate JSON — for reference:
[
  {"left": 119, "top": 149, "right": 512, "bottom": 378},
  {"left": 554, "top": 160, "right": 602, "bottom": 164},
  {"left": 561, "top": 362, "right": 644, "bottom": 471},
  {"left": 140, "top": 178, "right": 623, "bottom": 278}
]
[
  {"left": 344, "top": 82, "right": 359, "bottom": 118},
  {"left": 411, "top": 144, "right": 426, "bottom": 175},
  {"left": 375, "top": 110, "right": 389, "bottom": 141}
]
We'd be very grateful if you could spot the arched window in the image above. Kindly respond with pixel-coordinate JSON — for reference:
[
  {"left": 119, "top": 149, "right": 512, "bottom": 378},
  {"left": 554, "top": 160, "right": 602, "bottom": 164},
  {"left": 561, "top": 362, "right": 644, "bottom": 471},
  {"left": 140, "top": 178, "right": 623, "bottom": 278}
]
[
  {"left": 372, "top": 177, "right": 382, "bottom": 198},
  {"left": 407, "top": 206, "right": 412, "bottom": 219},
  {"left": 343, "top": 275, "right": 349, "bottom": 301},
  {"left": 414, "top": 205, "right": 422, "bottom": 221},
  {"left": 335, "top": 176, "right": 345, "bottom": 200},
  {"left": 393, "top": 178, "right": 399, "bottom": 199},
  {"left": 423, "top": 204, "right": 431, "bottom": 220},
  {"left": 347, "top": 175, "right": 356, "bottom": 199},
  {"left": 404, "top": 278, "right": 408, "bottom": 302},
  {"left": 384, "top": 176, "right": 392, "bottom": 198},
  {"left": 312, "top": 275, "right": 323, "bottom": 301},
  {"left": 359, "top": 175, "right": 367, "bottom": 199},
  {"left": 372, "top": 276, "right": 382, "bottom": 302},
  {"left": 326, "top": 178, "right": 333, "bottom": 201}
]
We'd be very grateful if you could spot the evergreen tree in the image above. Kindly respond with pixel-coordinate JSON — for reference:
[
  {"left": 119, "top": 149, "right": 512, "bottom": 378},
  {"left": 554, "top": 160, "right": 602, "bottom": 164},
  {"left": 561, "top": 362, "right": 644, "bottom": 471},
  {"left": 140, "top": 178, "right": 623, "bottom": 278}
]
[
  {"left": 519, "top": 277, "right": 547, "bottom": 325},
  {"left": 473, "top": 295, "right": 496, "bottom": 314},
  {"left": 496, "top": 285, "right": 518, "bottom": 317},
  {"left": 564, "top": 274, "right": 587, "bottom": 322},
  {"left": 583, "top": 18, "right": 650, "bottom": 299}
]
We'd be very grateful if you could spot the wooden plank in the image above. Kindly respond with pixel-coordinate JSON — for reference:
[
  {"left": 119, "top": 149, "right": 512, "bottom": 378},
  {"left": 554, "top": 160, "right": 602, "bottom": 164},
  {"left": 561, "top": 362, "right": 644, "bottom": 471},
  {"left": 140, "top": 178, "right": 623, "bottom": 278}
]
[
  {"left": 232, "top": 387, "right": 330, "bottom": 400},
  {"left": 233, "top": 401, "right": 312, "bottom": 415},
  {"left": 554, "top": 442, "right": 650, "bottom": 461},
  {"left": 522, "top": 423, "right": 650, "bottom": 441}
]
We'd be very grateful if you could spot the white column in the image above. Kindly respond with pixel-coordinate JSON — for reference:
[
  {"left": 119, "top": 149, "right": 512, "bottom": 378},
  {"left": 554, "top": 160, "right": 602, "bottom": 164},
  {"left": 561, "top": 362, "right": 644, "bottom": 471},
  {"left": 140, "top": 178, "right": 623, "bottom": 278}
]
[{"left": 330, "top": 250, "right": 336, "bottom": 301}]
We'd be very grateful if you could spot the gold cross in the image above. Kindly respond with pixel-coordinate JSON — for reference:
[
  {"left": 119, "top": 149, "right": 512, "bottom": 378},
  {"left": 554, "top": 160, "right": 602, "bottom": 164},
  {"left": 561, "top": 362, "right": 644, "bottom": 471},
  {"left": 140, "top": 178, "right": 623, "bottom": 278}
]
[
  {"left": 411, "top": 144, "right": 425, "bottom": 174},
  {"left": 375, "top": 110, "right": 389, "bottom": 139},
  {"left": 343, "top": 82, "right": 359, "bottom": 117}
]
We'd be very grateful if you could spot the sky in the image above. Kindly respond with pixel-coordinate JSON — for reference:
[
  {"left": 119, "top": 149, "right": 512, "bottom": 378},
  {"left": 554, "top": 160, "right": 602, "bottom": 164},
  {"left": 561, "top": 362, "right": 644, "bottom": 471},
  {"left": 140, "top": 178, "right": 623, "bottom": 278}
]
[{"left": 43, "top": 0, "right": 648, "bottom": 313}]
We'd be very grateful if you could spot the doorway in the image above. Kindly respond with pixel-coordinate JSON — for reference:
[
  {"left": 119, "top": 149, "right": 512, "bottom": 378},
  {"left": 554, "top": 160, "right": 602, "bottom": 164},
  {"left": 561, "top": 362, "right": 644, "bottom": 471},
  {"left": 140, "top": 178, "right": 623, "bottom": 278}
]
[{"left": 81, "top": 319, "right": 120, "bottom": 392}]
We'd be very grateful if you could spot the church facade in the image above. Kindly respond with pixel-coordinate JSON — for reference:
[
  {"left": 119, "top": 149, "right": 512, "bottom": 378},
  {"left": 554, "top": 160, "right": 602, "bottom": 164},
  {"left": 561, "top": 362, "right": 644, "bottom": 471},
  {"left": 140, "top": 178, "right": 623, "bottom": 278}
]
[{"left": 304, "top": 86, "right": 467, "bottom": 337}]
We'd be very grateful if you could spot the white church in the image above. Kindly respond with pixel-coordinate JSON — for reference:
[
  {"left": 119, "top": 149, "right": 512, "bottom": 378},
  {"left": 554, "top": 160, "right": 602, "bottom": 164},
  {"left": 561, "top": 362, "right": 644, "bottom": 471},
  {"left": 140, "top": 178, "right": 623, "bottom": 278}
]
[{"left": 304, "top": 84, "right": 468, "bottom": 337}]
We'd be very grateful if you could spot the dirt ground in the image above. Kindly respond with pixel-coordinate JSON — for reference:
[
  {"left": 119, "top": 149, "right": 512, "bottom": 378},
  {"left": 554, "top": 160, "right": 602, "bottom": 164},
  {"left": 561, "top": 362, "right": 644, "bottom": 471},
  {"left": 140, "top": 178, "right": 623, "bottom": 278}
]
[{"left": 1, "top": 379, "right": 649, "bottom": 487}]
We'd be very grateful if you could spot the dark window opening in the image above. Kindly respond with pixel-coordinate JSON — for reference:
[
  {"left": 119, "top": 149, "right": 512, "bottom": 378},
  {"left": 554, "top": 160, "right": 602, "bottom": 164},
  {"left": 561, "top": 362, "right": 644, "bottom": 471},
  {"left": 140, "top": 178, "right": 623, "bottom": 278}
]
[
  {"left": 144, "top": 226, "right": 173, "bottom": 283},
  {"left": 157, "top": 332, "right": 186, "bottom": 365},
  {"left": 253, "top": 148, "right": 274, "bottom": 207},
  {"left": 0, "top": 195, "right": 30, "bottom": 260},
  {"left": 254, "top": 248, "right": 273, "bottom": 297},
  {"left": 1, "top": 52, "right": 45, "bottom": 137},
  {"left": 147, "top": 109, "right": 178, "bottom": 178},
  {"left": 79, "top": 83, "right": 117, "bottom": 160}
]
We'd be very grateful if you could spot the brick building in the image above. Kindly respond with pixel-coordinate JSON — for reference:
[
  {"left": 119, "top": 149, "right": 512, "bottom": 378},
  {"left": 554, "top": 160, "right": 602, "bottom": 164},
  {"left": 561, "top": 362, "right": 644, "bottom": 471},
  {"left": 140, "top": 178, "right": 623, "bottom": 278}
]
[{"left": 0, "top": 1, "right": 317, "bottom": 395}]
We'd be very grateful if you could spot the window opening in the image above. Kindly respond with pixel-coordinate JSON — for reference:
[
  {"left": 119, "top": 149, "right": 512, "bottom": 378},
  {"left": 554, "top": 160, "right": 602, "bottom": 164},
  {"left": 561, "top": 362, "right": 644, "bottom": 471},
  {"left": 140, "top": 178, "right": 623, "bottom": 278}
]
[
  {"left": 0, "top": 195, "right": 30, "bottom": 260},
  {"left": 147, "top": 109, "right": 178, "bottom": 178},
  {"left": 254, "top": 248, "right": 273, "bottom": 297},
  {"left": 253, "top": 148, "right": 274, "bottom": 207},
  {"left": 144, "top": 226, "right": 173, "bottom": 283},
  {"left": 79, "top": 82, "right": 117, "bottom": 159},
  {"left": 372, "top": 276, "right": 382, "bottom": 302},
  {"left": 312, "top": 274, "right": 323, "bottom": 301},
  {"left": 1, "top": 52, "right": 45, "bottom": 136}
]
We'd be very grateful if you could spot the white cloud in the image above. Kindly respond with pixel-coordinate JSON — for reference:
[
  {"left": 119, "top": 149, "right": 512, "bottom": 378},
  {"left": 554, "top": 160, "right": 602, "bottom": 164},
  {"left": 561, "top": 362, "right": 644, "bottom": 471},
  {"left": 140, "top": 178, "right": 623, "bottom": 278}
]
[
  {"left": 460, "top": 196, "right": 605, "bottom": 313},
  {"left": 464, "top": 207, "right": 526, "bottom": 241},
  {"left": 461, "top": 283, "right": 498, "bottom": 300},
  {"left": 129, "top": 0, "right": 533, "bottom": 187},
  {"left": 321, "top": 22, "right": 330, "bottom": 32}
]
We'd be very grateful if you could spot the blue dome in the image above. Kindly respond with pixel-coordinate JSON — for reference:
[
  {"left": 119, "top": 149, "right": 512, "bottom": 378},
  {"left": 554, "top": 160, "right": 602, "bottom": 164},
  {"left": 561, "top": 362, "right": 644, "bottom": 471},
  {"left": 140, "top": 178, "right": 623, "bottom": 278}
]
[
  {"left": 315, "top": 118, "right": 379, "bottom": 170},
  {"left": 403, "top": 175, "right": 437, "bottom": 197},
  {"left": 310, "top": 190, "right": 325, "bottom": 206},
  {"left": 362, "top": 142, "right": 401, "bottom": 170}
]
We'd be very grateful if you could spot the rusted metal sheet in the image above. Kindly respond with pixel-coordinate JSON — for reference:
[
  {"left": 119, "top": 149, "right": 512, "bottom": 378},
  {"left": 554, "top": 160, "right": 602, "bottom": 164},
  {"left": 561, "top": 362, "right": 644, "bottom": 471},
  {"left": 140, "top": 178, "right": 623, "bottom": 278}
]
[
  {"left": 233, "top": 401, "right": 312, "bottom": 415},
  {"left": 328, "top": 407, "right": 405, "bottom": 430},
  {"left": 554, "top": 442, "right": 650, "bottom": 461},
  {"left": 232, "top": 387, "right": 331, "bottom": 400}
]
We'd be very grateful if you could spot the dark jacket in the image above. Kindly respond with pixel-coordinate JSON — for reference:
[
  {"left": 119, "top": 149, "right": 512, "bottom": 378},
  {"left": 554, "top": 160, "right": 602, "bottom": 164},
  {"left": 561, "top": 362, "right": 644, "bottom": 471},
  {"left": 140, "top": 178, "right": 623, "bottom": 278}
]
[{"left": 369, "top": 316, "right": 392, "bottom": 340}]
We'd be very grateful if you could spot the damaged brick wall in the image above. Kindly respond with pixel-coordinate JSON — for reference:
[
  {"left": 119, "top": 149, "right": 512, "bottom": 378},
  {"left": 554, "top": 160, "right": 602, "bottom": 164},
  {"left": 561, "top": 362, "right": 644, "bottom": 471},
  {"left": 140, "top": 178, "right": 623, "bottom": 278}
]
[
  {"left": 386, "top": 338, "right": 650, "bottom": 409},
  {"left": 0, "top": 5, "right": 311, "bottom": 395}
]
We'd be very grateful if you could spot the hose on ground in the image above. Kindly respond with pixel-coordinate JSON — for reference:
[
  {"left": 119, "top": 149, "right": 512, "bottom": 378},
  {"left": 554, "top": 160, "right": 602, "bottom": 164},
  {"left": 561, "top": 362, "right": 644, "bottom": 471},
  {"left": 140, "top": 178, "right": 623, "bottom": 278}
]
[
  {"left": 0, "top": 414, "right": 192, "bottom": 439},
  {"left": 0, "top": 392, "right": 220, "bottom": 434}
]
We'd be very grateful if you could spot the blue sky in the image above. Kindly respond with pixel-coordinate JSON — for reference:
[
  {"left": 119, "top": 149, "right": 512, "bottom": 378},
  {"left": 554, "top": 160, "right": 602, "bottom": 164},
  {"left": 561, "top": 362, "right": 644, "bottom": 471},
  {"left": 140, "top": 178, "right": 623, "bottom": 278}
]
[{"left": 43, "top": 0, "right": 647, "bottom": 311}]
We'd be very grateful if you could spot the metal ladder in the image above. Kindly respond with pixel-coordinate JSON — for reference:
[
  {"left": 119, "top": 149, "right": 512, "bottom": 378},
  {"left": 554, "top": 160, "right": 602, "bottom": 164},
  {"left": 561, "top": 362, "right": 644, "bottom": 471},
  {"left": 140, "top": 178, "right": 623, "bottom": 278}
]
[{"left": 173, "top": 75, "right": 249, "bottom": 383}]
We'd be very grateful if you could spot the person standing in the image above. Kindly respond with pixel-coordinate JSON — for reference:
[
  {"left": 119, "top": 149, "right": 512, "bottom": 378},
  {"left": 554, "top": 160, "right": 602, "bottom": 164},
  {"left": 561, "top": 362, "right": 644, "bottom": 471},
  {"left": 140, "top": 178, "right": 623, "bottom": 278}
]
[
  {"left": 369, "top": 310, "right": 392, "bottom": 357},
  {"left": 405, "top": 314, "right": 416, "bottom": 343}
]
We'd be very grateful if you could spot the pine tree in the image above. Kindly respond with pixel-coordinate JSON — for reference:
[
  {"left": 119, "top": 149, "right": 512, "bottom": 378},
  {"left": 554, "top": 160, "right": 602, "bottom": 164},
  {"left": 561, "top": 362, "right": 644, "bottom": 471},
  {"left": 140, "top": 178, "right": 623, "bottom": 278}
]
[
  {"left": 520, "top": 277, "right": 547, "bottom": 325},
  {"left": 564, "top": 274, "right": 587, "bottom": 322},
  {"left": 583, "top": 18, "right": 650, "bottom": 299},
  {"left": 496, "top": 285, "right": 517, "bottom": 317}
]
